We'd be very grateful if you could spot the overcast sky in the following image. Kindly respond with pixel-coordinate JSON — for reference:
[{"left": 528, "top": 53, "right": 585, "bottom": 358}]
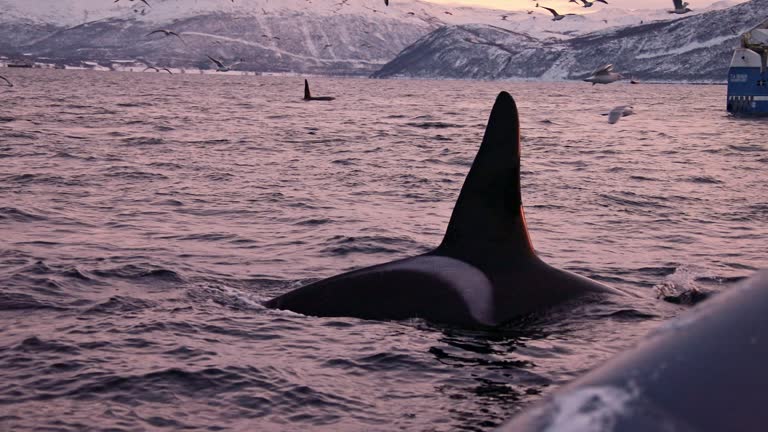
[{"left": 426, "top": 0, "right": 743, "bottom": 10}]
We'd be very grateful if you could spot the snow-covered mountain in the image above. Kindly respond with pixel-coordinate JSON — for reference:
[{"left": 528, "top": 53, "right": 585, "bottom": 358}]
[
  {"left": 0, "top": 0, "right": 745, "bottom": 76},
  {"left": 373, "top": 0, "right": 767, "bottom": 81},
  {"left": 0, "top": 0, "right": 511, "bottom": 75}
]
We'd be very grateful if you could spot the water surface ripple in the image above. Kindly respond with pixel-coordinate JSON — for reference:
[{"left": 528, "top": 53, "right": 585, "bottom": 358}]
[{"left": 0, "top": 70, "right": 766, "bottom": 431}]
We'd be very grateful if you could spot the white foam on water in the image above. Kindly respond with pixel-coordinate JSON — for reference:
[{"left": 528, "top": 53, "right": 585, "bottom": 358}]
[{"left": 543, "top": 385, "right": 638, "bottom": 432}]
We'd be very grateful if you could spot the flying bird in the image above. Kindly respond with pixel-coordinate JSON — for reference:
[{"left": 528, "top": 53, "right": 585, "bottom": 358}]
[
  {"left": 606, "top": 106, "right": 634, "bottom": 124},
  {"left": 143, "top": 66, "right": 173, "bottom": 74},
  {"left": 0, "top": 75, "right": 12, "bottom": 87},
  {"left": 583, "top": 64, "right": 624, "bottom": 85},
  {"left": 146, "top": 29, "right": 186, "bottom": 44},
  {"left": 206, "top": 55, "right": 242, "bottom": 72},
  {"left": 114, "top": 0, "right": 151, "bottom": 7},
  {"left": 538, "top": 5, "right": 573, "bottom": 21},
  {"left": 669, "top": 0, "right": 693, "bottom": 14},
  {"left": 580, "top": 0, "right": 609, "bottom": 7}
]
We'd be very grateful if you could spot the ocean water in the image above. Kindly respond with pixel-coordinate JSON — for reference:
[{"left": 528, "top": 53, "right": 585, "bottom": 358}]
[{"left": 0, "top": 69, "right": 766, "bottom": 431}]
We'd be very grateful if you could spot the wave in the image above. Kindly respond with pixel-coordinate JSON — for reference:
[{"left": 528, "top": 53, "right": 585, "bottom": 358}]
[
  {"left": 599, "top": 192, "right": 672, "bottom": 209},
  {"left": 598, "top": 309, "right": 659, "bottom": 320},
  {"left": 91, "top": 264, "right": 184, "bottom": 283},
  {"left": 405, "top": 121, "right": 465, "bottom": 129},
  {"left": 103, "top": 170, "right": 168, "bottom": 180},
  {"left": 0, "top": 207, "right": 47, "bottom": 222},
  {"left": 2, "top": 173, "right": 86, "bottom": 187},
  {"left": 687, "top": 175, "right": 723, "bottom": 184},
  {"left": 121, "top": 137, "right": 166, "bottom": 146},
  {"left": 59, "top": 367, "right": 261, "bottom": 401},
  {"left": 0, "top": 132, "right": 36, "bottom": 139},
  {"left": 319, "top": 234, "right": 418, "bottom": 256},
  {"left": 295, "top": 218, "right": 331, "bottom": 226},
  {"left": 84, "top": 296, "right": 157, "bottom": 314},
  {"left": 13, "top": 336, "right": 79, "bottom": 355},
  {"left": 728, "top": 144, "right": 764, "bottom": 152},
  {"left": 0, "top": 292, "right": 66, "bottom": 311}
]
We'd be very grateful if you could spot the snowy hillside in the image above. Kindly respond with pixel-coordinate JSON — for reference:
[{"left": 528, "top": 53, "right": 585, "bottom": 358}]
[
  {"left": 373, "top": 0, "right": 767, "bottom": 82},
  {"left": 0, "top": 0, "right": 752, "bottom": 76},
  {"left": 0, "top": 0, "right": 517, "bottom": 75}
]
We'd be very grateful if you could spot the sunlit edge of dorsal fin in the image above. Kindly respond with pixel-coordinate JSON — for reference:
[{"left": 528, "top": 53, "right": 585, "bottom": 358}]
[{"left": 434, "top": 91, "right": 535, "bottom": 260}]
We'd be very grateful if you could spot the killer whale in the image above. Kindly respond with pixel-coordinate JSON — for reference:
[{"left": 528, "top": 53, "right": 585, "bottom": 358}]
[
  {"left": 303, "top": 79, "right": 335, "bottom": 101},
  {"left": 265, "top": 92, "right": 624, "bottom": 326}
]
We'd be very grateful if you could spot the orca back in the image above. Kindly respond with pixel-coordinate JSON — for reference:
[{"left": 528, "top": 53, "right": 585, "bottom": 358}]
[{"left": 264, "top": 91, "right": 624, "bottom": 326}]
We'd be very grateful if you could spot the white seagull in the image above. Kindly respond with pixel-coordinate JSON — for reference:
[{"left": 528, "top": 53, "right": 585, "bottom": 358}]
[
  {"left": 584, "top": 64, "right": 624, "bottom": 85},
  {"left": 606, "top": 106, "right": 634, "bottom": 124},
  {"left": 206, "top": 55, "right": 243, "bottom": 72}
]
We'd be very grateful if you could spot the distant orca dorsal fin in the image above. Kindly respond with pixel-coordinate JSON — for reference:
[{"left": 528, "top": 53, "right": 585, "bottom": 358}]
[
  {"left": 304, "top": 79, "right": 311, "bottom": 100},
  {"left": 437, "top": 92, "right": 535, "bottom": 259}
]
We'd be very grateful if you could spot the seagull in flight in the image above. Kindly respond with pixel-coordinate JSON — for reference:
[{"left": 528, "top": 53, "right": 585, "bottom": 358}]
[
  {"left": 0, "top": 75, "right": 12, "bottom": 87},
  {"left": 143, "top": 66, "right": 173, "bottom": 74},
  {"left": 538, "top": 5, "right": 573, "bottom": 21},
  {"left": 669, "top": 0, "right": 693, "bottom": 14},
  {"left": 583, "top": 64, "right": 624, "bottom": 85},
  {"left": 146, "top": 29, "right": 186, "bottom": 44},
  {"left": 207, "top": 55, "right": 242, "bottom": 72},
  {"left": 116, "top": 0, "right": 151, "bottom": 7},
  {"left": 606, "top": 106, "right": 634, "bottom": 124}
]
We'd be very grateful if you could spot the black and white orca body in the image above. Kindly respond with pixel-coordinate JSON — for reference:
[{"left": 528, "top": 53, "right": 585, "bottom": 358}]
[
  {"left": 303, "top": 79, "right": 335, "bottom": 101},
  {"left": 265, "top": 92, "right": 624, "bottom": 326}
]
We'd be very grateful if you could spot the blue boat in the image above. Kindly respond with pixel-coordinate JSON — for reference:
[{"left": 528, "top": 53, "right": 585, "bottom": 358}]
[{"left": 727, "top": 20, "right": 768, "bottom": 116}]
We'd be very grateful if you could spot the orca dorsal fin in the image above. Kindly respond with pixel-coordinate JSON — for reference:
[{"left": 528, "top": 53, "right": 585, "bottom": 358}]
[
  {"left": 304, "top": 79, "right": 311, "bottom": 100},
  {"left": 436, "top": 92, "right": 535, "bottom": 260}
]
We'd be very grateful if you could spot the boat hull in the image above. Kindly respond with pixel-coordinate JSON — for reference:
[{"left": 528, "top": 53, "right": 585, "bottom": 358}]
[{"left": 727, "top": 49, "right": 768, "bottom": 116}]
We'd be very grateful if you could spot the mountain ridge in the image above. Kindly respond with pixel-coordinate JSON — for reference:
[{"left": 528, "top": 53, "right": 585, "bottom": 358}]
[
  {"left": 0, "top": 0, "right": 753, "bottom": 78},
  {"left": 372, "top": 0, "right": 767, "bottom": 82}
]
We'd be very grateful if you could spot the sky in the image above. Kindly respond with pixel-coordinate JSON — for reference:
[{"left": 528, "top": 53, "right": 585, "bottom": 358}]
[{"left": 426, "top": 0, "right": 742, "bottom": 10}]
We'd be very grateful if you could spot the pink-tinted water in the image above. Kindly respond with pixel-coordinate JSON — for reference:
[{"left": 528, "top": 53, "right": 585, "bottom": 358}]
[{"left": 0, "top": 69, "right": 766, "bottom": 431}]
